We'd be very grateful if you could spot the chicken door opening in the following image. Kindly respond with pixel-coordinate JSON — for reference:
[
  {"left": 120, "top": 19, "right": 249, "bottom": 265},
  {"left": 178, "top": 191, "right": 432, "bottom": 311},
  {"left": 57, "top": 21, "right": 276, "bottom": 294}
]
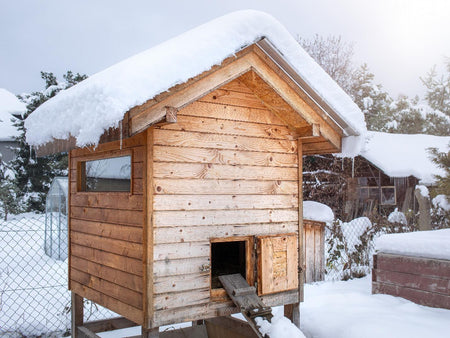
[{"left": 211, "top": 240, "right": 246, "bottom": 289}]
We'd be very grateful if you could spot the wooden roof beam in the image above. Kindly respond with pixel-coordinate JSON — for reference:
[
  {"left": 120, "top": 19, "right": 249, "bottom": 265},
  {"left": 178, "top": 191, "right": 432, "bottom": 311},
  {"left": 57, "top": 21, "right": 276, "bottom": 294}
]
[{"left": 294, "top": 124, "right": 320, "bottom": 139}]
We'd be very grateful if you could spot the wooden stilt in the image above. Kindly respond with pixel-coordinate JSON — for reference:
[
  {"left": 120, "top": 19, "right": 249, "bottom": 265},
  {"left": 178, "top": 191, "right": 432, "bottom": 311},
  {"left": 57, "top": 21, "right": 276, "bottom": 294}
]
[
  {"left": 292, "top": 303, "right": 300, "bottom": 328},
  {"left": 71, "top": 292, "right": 84, "bottom": 338}
]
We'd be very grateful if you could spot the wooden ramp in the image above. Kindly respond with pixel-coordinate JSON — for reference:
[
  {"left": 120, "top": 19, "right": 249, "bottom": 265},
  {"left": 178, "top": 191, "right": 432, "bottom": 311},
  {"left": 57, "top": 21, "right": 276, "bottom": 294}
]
[{"left": 219, "top": 274, "right": 273, "bottom": 338}]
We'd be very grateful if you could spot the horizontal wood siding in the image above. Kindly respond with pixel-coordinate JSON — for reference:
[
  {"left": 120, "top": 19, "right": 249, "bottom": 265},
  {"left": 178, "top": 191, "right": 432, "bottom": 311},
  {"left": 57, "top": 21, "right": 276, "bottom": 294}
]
[
  {"left": 69, "top": 133, "right": 145, "bottom": 325},
  {"left": 151, "top": 79, "right": 299, "bottom": 326},
  {"left": 372, "top": 253, "right": 450, "bottom": 309}
]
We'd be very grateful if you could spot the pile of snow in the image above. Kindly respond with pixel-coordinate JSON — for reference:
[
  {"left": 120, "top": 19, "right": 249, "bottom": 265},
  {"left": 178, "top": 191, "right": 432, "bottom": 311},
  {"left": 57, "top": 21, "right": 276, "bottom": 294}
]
[
  {"left": 0, "top": 88, "right": 25, "bottom": 141},
  {"left": 256, "top": 312, "right": 306, "bottom": 338},
  {"left": 341, "top": 217, "right": 372, "bottom": 251},
  {"left": 416, "top": 184, "right": 429, "bottom": 197},
  {"left": 387, "top": 208, "right": 407, "bottom": 225},
  {"left": 303, "top": 201, "right": 334, "bottom": 224},
  {"left": 375, "top": 229, "right": 450, "bottom": 260},
  {"left": 301, "top": 277, "right": 450, "bottom": 338},
  {"left": 432, "top": 194, "right": 450, "bottom": 211},
  {"left": 360, "top": 131, "right": 450, "bottom": 184},
  {"left": 25, "top": 10, "right": 366, "bottom": 154}
]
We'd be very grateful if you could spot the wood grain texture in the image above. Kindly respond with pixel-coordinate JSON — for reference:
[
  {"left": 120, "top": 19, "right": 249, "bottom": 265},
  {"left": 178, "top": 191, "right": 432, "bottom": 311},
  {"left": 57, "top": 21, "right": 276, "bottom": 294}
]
[
  {"left": 153, "top": 146, "right": 298, "bottom": 168},
  {"left": 153, "top": 194, "right": 298, "bottom": 211},
  {"left": 179, "top": 100, "right": 286, "bottom": 125},
  {"left": 71, "top": 280, "right": 142, "bottom": 325},
  {"left": 153, "top": 162, "right": 298, "bottom": 181},
  {"left": 154, "top": 223, "right": 299, "bottom": 244},
  {"left": 153, "top": 209, "right": 298, "bottom": 227},
  {"left": 71, "top": 219, "right": 143, "bottom": 244},
  {"left": 153, "top": 179, "right": 298, "bottom": 195},
  {"left": 153, "top": 129, "right": 297, "bottom": 154},
  {"left": 159, "top": 114, "right": 294, "bottom": 140}
]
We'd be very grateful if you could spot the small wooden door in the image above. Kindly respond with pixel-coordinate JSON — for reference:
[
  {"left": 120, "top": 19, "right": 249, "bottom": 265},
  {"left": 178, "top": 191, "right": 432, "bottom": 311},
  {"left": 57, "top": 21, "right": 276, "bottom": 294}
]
[{"left": 257, "top": 234, "right": 298, "bottom": 295}]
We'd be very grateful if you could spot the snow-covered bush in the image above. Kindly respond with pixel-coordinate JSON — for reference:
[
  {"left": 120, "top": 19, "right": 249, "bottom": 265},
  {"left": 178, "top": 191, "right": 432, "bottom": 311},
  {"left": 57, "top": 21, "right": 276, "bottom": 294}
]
[
  {"left": 431, "top": 194, "right": 450, "bottom": 229},
  {"left": 325, "top": 214, "right": 421, "bottom": 281}
]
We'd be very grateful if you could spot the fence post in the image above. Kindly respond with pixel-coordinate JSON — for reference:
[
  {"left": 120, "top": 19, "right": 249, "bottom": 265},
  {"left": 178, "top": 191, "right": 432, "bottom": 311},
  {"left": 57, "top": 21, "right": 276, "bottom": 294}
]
[{"left": 71, "top": 292, "right": 84, "bottom": 338}]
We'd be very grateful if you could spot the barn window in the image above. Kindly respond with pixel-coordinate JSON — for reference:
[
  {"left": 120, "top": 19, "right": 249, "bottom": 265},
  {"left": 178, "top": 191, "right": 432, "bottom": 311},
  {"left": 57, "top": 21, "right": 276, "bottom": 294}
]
[
  {"left": 381, "top": 186, "right": 396, "bottom": 205},
  {"left": 210, "top": 237, "right": 254, "bottom": 300},
  {"left": 79, "top": 155, "right": 131, "bottom": 192}
]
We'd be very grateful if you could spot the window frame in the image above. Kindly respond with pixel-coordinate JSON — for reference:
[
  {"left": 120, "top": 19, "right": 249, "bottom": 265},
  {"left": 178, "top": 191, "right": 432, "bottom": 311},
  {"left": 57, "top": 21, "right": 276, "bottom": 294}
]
[
  {"left": 76, "top": 149, "right": 133, "bottom": 194},
  {"left": 380, "top": 186, "right": 396, "bottom": 205}
]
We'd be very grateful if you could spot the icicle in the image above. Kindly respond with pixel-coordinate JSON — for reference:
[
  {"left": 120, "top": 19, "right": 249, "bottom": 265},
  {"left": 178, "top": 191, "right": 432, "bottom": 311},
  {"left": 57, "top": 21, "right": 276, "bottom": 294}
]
[{"left": 119, "top": 120, "right": 123, "bottom": 150}]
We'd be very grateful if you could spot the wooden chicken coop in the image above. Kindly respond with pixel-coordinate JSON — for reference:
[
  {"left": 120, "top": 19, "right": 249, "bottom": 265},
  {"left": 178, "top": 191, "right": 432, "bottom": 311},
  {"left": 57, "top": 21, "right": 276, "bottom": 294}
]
[{"left": 30, "top": 19, "right": 363, "bottom": 336}]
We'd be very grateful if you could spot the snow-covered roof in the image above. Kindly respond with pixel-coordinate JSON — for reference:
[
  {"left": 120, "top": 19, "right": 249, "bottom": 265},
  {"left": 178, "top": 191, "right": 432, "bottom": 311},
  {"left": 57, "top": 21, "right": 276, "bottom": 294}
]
[
  {"left": 0, "top": 88, "right": 25, "bottom": 141},
  {"left": 375, "top": 229, "right": 450, "bottom": 260},
  {"left": 25, "top": 10, "right": 366, "bottom": 154},
  {"left": 360, "top": 131, "right": 450, "bottom": 185}
]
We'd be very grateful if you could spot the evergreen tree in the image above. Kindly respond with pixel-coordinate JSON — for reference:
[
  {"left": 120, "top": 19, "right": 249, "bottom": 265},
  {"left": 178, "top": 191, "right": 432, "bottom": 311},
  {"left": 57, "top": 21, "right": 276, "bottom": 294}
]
[
  {"left": 11, "top": 71, "right": 87, "bottom": 212},
  {"left": 349, "top": 64, "right": 393, "bottom": 131},
  {"left": 429, "top": 145, "right": 450, "bottom": 197},
  {"left": 388, "top": 95, "right": 427, "bottom": 134},
  {"left": 421, "top": 59, "right": 450, "bottom": 118},
  {"left": 0, "top": 156, "right": 21, "bottom": 220}
]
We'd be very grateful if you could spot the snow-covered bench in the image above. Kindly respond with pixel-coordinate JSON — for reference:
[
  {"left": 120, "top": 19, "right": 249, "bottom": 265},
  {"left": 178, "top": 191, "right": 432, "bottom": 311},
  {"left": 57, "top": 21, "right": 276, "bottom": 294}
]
[{"left": 372, "top": 229, "right": 450, "bottom": 309}]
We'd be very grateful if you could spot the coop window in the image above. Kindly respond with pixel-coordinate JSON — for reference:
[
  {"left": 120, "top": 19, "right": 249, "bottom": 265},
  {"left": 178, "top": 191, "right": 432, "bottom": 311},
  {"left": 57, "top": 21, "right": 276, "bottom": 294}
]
[
  {"left": 79, "top": 155, "right": 131, "bottom": 192},
  {"left": 210, "top": 237, "right": 254, "bottom": 300}
]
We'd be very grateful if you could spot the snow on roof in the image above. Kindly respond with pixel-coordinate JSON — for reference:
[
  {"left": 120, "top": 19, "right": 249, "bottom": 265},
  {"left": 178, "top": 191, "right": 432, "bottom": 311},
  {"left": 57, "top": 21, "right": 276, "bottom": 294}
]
[
  {"left": 0, "top": 88, "right": 25, "bottom": 141},
  {"left": 25, "top": 10, "right": 366, "bottom": 153},
  {"left": 375, "top": 229, "right": 450, "bottom": 260},
  {"left": 360, "top": 131, "right": 450, "bottom": 185},
  {"left": 303, "top": 201, "right": 334, "bottom": 224}
]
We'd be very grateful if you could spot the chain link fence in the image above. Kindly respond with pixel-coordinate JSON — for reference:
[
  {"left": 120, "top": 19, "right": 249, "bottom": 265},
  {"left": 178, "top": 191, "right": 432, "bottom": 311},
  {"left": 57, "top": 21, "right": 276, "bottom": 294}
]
[
  {"left": 323, "top": 215, "right": 419, "bottom": 281},
  {"left": 0, "top": 214, "right": 116, "bottom": 337}
]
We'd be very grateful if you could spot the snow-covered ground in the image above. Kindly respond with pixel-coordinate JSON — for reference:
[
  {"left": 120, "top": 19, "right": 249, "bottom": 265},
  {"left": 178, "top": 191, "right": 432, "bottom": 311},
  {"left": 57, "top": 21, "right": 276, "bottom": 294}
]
[
  {"left": 0, "top": 213, "right": 115, "bottom": 336},
  {"left": 300, "top": 277, "right": 450, "bottom": 338},
  {"left": 96, "top": 277, "right": 450, "bottom": 338},
  {"left": 2, "top": 213, "right": 449, "bottom": 337}
]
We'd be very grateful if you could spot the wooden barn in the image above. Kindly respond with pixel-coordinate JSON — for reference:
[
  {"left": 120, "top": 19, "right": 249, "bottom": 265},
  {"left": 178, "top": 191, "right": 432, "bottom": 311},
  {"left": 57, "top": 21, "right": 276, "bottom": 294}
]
[
  {"left": 345, "top": 132, "right": 450, "bottom": 221},
  {"left": 26, "top": 11, "right": 365, "bottom": 337}
]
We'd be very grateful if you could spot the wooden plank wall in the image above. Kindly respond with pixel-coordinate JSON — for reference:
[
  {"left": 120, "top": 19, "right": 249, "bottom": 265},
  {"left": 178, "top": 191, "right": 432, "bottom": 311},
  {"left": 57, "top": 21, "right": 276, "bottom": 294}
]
[
  {"left": 150, "top": 78, "right": 300, "bottom": 326},
  {"left": 372, "top": 253, "right": 450, "bottom": 309},
  {"left": 303, "top": 220, "right": 325, "bottom": 283},
  {"left": 69, "top": 133, "right": 146, "bottom": 325}
]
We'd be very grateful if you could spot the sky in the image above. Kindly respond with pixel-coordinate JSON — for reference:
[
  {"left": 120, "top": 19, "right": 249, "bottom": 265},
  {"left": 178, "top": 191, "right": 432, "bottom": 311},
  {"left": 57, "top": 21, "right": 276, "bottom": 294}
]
[{"left": 1, "top": 0, "right": 449, "bottom": 99}]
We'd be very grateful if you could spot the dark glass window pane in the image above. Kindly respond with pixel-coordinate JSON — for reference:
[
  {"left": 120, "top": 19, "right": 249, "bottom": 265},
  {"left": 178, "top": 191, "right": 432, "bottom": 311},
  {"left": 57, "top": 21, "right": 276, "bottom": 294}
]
[{"left": 381, "top": 187, "right": 396, "bottom": 205}]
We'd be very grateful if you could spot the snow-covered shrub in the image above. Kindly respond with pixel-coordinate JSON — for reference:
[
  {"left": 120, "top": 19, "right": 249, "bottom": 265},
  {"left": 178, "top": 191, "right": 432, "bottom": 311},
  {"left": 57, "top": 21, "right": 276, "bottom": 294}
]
[
  {"left": 325, "top": 214, "right": 421, "bottom": 281},
  {"left": 431, "top": 194, "right": 450, "bottom": 229},
  {"left": 388, "top": 208, "right": 407, "bottom": 225},
  {"left": 325, "top": 217, "right": 378, "bottom": 280}
]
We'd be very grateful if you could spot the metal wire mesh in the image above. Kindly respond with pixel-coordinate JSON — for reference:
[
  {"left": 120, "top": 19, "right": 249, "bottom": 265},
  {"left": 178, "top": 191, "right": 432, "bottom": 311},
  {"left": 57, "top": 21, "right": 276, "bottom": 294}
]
[
  {"left": 0, "top": 214, "right": 116, "bottom": 337},
  {"left": 324, "top": 216, "right": 379, "bottom": 281}
]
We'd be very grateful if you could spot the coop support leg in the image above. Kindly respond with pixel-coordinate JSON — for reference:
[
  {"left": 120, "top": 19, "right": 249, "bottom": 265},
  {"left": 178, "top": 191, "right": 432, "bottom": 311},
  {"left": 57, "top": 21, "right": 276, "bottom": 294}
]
[
  {"left": 71, "top": 292, "right": 84, "bottom": 338},
  {"left": 142, "top": 326, "right": 159, "bottom": 337},
  {"left": 284, "top": 303, "right": 300, "bottom": 328}
]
